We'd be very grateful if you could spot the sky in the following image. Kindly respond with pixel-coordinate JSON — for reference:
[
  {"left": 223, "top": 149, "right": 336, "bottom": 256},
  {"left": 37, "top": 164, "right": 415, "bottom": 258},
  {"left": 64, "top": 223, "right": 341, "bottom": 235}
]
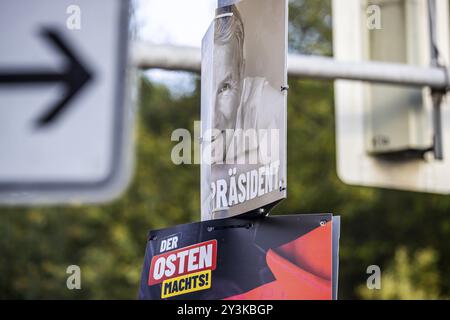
[{"left": 134, "top": 0, "right": 217, "bottom": 95}]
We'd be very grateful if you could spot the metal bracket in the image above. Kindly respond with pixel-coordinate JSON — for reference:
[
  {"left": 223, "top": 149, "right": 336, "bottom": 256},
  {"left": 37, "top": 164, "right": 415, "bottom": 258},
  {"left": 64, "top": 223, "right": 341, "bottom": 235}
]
[{"left": 428, "top": 0, "right": 447, "bottom": 161}]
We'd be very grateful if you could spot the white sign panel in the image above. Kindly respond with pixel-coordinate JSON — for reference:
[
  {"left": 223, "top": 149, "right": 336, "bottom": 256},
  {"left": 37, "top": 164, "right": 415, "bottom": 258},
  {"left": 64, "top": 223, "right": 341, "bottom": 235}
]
[
  {"left": 201, "top": 0, "right": 288, "bottom": 221},
  {"left": 333, "top": 0, "right": 450, "bottom": 194},
  {"left": 0, "top": 0, "right": 134, "bottom": 204}
]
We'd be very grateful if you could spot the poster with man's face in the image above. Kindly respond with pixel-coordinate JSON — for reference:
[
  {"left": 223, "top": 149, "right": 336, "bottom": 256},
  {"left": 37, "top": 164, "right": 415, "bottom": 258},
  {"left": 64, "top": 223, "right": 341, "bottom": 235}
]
[{"left": 201, "top": 0, "right": 288, "bottom": 221}]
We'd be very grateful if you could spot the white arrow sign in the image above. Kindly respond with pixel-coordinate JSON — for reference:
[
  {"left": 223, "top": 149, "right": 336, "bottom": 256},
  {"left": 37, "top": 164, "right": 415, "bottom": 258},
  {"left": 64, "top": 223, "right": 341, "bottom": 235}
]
[{"left": 0, "top": 0, "right": 135, "bottom": 205}]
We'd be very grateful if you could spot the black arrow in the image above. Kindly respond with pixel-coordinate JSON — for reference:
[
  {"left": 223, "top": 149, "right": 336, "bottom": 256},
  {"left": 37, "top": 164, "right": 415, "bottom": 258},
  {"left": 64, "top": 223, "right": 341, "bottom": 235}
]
[{"left": 0, "top": 28, "right": 93, "bottom": 128}]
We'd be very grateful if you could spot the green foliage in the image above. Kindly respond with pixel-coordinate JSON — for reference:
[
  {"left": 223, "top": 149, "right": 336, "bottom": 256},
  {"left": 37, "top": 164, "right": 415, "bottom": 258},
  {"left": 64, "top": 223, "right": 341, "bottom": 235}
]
[
  {"left": 289, "top": 0, "right": 333, "bottom": 55},
  {"left": 358, "top": 247, "right": 443, "bottom": 300},
  {"left": 1, "top": 0, "right": 450, "bottom": 299}
]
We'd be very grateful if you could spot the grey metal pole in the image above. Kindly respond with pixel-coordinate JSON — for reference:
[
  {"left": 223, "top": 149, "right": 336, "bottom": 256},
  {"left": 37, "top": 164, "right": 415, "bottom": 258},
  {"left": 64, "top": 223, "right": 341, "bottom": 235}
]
[
  {"left": 133, "top": 42, "right": 450, "bottom": 91},
  {"left": 428, "top": 0, "right": 444, "bottom": 160},
  {"left": 288, "top": 55, "right": 449, "bottom": 90},
  {"left": 133, "top": 43, "right": 201, "bottom": 73}
]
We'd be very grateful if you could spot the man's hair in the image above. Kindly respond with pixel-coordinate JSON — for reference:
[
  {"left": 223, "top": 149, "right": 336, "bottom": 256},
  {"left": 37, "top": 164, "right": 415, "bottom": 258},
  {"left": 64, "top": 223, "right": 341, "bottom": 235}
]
[{"left": 215, "top": 5, "right": 244, "bottom": 72}]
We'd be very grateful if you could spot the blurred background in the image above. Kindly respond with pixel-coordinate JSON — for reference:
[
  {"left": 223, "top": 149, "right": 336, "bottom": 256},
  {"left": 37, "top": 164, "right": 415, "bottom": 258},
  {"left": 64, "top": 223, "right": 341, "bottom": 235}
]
[{"left": 1, "top": 0, "right": 450, "bottom": 299}]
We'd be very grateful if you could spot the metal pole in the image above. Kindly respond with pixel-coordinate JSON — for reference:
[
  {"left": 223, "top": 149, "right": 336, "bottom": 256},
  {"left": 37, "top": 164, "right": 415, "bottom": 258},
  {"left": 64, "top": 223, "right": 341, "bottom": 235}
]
[
  {"left": 428, "top": 0, "right": 444, "bottom": 160},
  {"left": 288, "top": 55, "right": 449, "bottom": 90},
  {"left": 133, "top": 42, "right": 450, "bottom": 91},
  {"left": 133, "top": 43, "right": 201, "bottom": 74}
]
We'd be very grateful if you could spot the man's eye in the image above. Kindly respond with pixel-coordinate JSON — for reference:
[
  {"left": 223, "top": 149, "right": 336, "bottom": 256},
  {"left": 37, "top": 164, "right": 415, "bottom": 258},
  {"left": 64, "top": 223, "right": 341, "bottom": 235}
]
[{"left": 219, "top": 83, "right": 232, "bottom": 94}]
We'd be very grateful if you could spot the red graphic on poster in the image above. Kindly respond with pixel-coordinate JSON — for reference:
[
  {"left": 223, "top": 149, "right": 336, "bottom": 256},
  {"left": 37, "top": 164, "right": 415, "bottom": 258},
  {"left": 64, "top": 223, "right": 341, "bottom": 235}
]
[{"left": 225, "top": 222, "right": 332, "bottom": 300}]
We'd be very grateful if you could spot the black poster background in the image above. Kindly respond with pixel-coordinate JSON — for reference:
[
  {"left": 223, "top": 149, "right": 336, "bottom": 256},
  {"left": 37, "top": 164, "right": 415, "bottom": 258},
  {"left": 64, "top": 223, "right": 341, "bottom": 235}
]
[{"left": 139, "top": 214, "right": 339, "bottom": 300}]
